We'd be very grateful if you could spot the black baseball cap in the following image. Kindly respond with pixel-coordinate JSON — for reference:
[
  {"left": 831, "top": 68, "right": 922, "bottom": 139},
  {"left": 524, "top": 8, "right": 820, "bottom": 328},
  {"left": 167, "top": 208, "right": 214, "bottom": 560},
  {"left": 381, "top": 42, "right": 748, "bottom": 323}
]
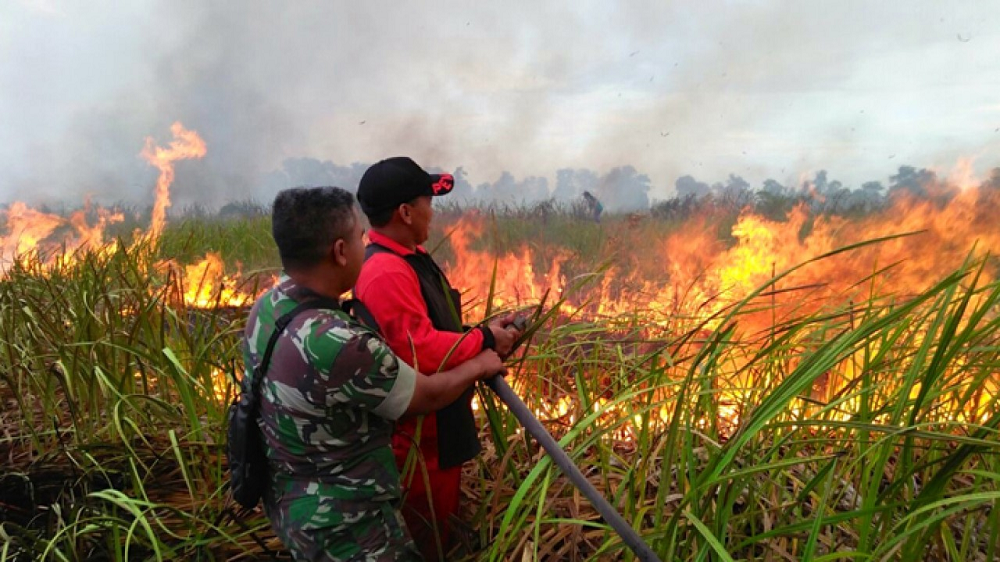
[{"left": 356, "top": 156, "right": 454, "bottom": 217}]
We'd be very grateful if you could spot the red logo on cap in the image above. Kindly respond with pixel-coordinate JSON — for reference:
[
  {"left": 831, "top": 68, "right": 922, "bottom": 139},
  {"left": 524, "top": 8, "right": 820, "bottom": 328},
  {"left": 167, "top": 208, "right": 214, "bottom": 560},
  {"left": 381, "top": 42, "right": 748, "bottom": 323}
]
[{"left": 431, "top": 174, "right": 454, "bottom": 195}]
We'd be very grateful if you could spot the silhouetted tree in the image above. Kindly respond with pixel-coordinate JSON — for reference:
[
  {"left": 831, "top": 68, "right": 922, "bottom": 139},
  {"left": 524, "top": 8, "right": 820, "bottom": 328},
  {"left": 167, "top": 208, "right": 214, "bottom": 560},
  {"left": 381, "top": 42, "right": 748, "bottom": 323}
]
[
  {"left": 596, "top": 166, "right": 651, "bottom": 211},
  {"left": 261, "top": 157, "right": 367, "bottom": 193},
  {"left": 675, "top": 175, "right": 711, "bottom": 198},
  {"left": 715, "top": 174, "right": 753, "bottom": 207},
  {"left": 755, "top": 190, "right": 799, "bottom": 220},
  {"left": 761, "top": 178, "right": 787, "bottom": 196},
  {"left": 888, "top": 166, "right": 937, "bottom": 199},
  {"left": 475, "top": 171, "right": 549, "bottom": 204},
  {"left": 553, "top": 168, "right": 598, "bottom": 200}
]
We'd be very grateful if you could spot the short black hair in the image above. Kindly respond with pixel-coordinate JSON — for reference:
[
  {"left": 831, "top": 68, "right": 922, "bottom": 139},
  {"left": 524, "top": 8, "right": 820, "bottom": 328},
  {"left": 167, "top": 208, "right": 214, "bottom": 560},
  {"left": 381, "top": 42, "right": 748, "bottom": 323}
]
[
  {"left": 366, "top": 206, "right": 396, "bottom": 228},
  {"left": 271, "top": 187, "right": 356, "bottom": 270},
  {"left": 365, "top": 196, "right": 423, "bottom": 228}
]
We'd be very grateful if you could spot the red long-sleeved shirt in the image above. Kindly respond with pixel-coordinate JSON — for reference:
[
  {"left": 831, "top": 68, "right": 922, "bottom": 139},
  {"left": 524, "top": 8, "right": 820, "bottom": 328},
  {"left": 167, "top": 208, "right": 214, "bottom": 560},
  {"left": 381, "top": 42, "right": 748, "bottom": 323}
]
[
  {"left": 355, "top": 230, "right": 485, "bottom": 374},
  {"left": 356, "top": 231, "right": 485, "bottom": 469}
]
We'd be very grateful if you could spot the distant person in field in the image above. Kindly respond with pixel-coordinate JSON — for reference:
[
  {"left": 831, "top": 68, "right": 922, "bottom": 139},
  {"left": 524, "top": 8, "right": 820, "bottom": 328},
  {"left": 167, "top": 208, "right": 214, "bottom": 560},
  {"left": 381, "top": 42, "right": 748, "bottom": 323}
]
[
  {"left": 243, "top": 186, "right": 504, "bottom": 561},
  {"left": 582, "top": 190, "right": 603, "bottom": 223},
  {"left": 354, "top": 157, "right": 523, "bottom": 560}
]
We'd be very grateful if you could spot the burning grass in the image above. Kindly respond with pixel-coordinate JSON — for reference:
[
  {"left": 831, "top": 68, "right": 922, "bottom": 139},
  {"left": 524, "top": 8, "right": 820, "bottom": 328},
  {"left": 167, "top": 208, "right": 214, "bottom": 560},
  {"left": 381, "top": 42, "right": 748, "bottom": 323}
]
[
  {"left": 469, "top": 259, "right": 1000, "bottom": 560},
  {"left": 2, "top": 195, "right": 1000, "bottom": 560}
]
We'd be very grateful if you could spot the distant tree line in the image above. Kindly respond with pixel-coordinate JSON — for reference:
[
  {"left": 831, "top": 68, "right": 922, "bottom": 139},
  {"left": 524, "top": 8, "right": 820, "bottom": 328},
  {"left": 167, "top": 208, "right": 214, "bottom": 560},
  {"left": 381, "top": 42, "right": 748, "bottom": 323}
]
[
  {"left": 13, "top": 161, "right": 996, "bottom": 224},
  {"left": 652, "top": 166, "right": 1000, "bottom": 222},
  {"left": 258, "top": 156, "right": 1000, "bottom": 220}
]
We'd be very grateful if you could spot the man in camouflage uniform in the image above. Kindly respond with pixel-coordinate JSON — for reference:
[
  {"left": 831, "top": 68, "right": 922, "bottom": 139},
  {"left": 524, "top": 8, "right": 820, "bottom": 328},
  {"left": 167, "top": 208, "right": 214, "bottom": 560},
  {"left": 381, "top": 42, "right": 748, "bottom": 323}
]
[{"left": 243, "top": 187, "right": 503, "bottom": 561}]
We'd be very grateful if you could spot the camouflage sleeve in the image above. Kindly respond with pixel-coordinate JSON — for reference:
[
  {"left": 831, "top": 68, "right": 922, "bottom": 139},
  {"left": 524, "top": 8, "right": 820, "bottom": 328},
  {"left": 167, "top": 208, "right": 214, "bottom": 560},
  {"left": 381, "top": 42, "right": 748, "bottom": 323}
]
[
  {"left": 372, "top": 357, "right": 416, "bottom": 420},
  {"left": 329, "top": 330, "right": 416, "bottom": 421}
]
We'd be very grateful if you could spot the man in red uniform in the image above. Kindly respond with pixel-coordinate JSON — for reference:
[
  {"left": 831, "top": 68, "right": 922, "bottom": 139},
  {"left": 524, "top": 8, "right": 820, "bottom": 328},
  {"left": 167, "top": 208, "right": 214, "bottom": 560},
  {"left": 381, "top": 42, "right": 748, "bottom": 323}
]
[{"left": 355, "top": 157, "right": 521, "bottom": 560}]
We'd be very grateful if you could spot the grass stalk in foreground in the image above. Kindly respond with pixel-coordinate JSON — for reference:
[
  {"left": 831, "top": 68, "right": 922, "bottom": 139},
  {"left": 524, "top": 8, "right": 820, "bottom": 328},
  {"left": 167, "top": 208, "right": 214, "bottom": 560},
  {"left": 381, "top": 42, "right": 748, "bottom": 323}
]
[{"left": 1, "top": 216, "right": 998, "bottom": 560}]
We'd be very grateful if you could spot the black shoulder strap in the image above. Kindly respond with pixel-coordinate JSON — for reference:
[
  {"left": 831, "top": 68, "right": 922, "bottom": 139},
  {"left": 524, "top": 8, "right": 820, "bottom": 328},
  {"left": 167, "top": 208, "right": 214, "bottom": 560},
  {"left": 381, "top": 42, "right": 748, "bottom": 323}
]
[
  {"left": 364, "top": 242, "right": 392, "bottom": 261},
  {"left": 249, "top": 298, "right": 341, "bottom": 407},
  {"left": 341, "top": 298, "right": 382, "bottom": 334},
  {"left": 366, "top": 241, "right": 448, "bottom": 282}
]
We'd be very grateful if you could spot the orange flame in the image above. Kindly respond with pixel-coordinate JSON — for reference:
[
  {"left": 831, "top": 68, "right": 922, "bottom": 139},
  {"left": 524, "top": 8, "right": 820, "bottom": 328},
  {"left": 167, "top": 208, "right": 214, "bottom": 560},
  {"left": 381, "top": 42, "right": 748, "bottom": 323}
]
[
  {"left": 1, "top": 121, "right": 255, "bottom": 309},
  {"left": 449, "top": 166, "right": 1000, "bottom": 433},
  {"left": 1, "top": 121, "right": 205, "bottom": 274},
  {"left": 445, "top": 170, "right": 1000, "bottom": 333},
  {"left": 444, "top": 215, "right": 567, "bottom": 315},
  {"left": 140, "top": 122, "right": 207, "bottom": 242},
  {"left": 1, "top": 202, "right": 64, "bottom": 262},
  {"left": 138, "top": 123, "right": 256, "bottom": 308},
  {"left": 1, "top": 199, "right": 124, "bottom": 273},
  {"left": 178, "top": 252, "right": 255, "bottom": 309}
]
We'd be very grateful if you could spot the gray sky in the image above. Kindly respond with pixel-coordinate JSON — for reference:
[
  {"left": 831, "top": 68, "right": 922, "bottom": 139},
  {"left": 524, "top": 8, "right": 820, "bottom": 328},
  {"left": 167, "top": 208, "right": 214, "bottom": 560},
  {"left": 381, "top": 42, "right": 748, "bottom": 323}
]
[{"left": 1, "top": 0, "right": 999, "bottom": 209}]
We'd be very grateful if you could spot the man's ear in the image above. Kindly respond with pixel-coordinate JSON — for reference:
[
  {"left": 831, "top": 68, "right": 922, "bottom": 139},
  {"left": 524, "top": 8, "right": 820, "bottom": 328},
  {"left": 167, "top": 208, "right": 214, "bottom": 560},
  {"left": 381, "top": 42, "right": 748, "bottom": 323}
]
[
  {"left": 332, "top": 239, "right": 348, "bottom": 266},
  {"left": 398, "top": 204, "right": 412, "bottom": 225}
]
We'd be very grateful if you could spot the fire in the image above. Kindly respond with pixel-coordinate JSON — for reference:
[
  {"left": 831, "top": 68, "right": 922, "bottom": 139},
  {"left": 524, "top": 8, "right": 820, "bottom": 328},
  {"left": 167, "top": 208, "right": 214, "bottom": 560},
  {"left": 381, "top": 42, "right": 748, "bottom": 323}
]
[
  {"left": 2, "top": 122, "right": 997, "bottom": 437},
  {"left": 446, "top": 172, "right": 1000, "bottom": 330},
  {"left": 0, "top": 121, "right": 257, "bottom": 308},
  {"left": 140, "top": 122, "right": 207, "bottom": 242},
  {"left": 444, "top": 216, "right": 567, "bottom": 313},
  {"left": 176, "top": 252, "right": 255, "bottom": 309},
  {"left": 0, "top": 200, "right": 124, "bottom": 273},
  {"left": 1, "top": 202, "right": 63, "bottom": 259},
  {"left": 1, "top": 122, "right": 206, "bottom": 274},
  {"left": 139, "top": 123, "right": 257, "bottom": 309},
  {"left": 446, "top": 167, "right": 1000, "bottom": 435},
  {"left": 210, "top": 366, "right": 232, "bottom": 403}
]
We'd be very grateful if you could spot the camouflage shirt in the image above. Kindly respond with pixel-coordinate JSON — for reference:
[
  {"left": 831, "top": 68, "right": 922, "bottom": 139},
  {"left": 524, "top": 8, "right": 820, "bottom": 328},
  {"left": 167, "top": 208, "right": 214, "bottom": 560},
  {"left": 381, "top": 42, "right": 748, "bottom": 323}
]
[{"left": 242, "top": 276, "right": 420, "bottom": 561}]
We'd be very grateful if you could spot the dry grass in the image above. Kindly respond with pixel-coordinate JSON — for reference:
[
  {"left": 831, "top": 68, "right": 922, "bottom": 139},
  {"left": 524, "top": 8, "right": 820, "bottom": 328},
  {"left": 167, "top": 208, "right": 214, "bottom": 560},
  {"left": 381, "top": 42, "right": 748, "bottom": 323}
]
[{"left": 1, "top": 210, "right": 998, "bottom": 561}]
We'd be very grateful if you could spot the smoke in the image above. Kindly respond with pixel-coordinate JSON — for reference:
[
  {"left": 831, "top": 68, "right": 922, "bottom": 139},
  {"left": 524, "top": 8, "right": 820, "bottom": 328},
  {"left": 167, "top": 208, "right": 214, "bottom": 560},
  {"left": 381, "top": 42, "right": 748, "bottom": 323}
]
[
  {"left": 260, "top": 158, "right": 368, "bottom": 198},
  {"left": 986, "top": 169, "right": 1000, "bottom": 190},
  {"left": 552, "top": 167, "right": 651, "bottom": 211},
  {"left": 444, "top": 165, "right": 650, "bottom": 211},
  {"left": 472, "top": 172, "right": 549, "bottom": 205},
  {"left": 675, "top": 176, "right": 711, "bottom": 198},
  {"left": 1, "top": 2, "right": 998, "bottom": 210},
  {"left": 254, "top": 158, "right": 654, "bottom": 212},
  {"left": 553, "top": 168, "right": 594, "bottom": 200},
  {"left": 594, "top": 166, "right": 651, "bottom": 211}
]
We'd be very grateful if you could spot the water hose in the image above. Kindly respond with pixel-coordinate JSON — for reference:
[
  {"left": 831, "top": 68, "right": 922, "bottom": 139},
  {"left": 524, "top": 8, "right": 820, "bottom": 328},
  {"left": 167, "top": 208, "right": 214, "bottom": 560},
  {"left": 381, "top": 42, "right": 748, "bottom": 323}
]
[{"left": 484, "top": 374, "right": 662, "bottom": 562}]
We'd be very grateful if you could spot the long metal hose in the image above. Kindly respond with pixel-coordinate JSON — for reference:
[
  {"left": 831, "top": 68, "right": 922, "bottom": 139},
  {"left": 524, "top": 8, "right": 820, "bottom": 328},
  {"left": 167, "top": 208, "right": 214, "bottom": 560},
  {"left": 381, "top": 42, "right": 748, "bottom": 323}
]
[{"left": 485, "top": 375, "right": 662, "bottom": 562}]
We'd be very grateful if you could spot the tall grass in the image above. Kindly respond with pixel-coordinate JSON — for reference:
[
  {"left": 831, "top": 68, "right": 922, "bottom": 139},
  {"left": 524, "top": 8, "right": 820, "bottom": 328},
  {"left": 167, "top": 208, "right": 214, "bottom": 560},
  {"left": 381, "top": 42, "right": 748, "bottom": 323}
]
[
  {"left": 470, "top": 247, "right": 1000, "bottom": 560},
  {"left": 0, "top": 238, "right": 276, "bottom": 561},
  {"left": 1, "top": 211, "right": 997, "bottom": 561}
]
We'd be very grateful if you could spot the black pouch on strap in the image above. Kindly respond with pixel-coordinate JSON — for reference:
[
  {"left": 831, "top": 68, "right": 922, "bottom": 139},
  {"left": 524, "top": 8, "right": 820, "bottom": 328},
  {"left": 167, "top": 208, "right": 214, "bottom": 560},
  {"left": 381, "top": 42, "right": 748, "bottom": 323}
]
[{"left": 226, "top": 298, "right": 339, "bottom": 509}]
